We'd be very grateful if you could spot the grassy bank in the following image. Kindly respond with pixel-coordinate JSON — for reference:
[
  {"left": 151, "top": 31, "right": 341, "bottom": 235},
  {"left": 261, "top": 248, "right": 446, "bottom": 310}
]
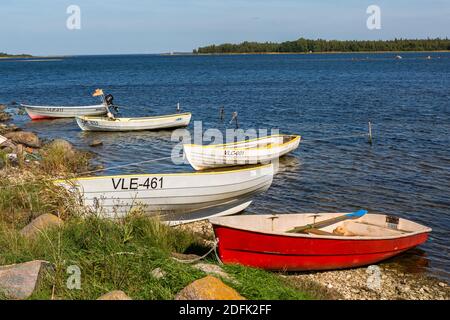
[
  {"left": 0, "top": 213, "right": 314, "bottom": 300},
  {"left": 0, "top": 139, "right": 316, "bottom": 300}
]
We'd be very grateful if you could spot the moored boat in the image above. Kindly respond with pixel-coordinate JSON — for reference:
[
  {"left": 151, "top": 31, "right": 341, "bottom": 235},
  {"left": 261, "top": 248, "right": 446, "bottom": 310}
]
[
  {"left": 22, "top": 104, "right": 107, "bottom": 120},
  {"left": 210, "top": 212, "right": 431, "bottom": 271},
  {"left": 75, "top": 112, "right": 192, "bottom": 132},
  {"left": 183, "top": 134, "right": 301, "bottom": 170},
  {"left": 56, "top": 164, "right": 274, "bottom": 224}
]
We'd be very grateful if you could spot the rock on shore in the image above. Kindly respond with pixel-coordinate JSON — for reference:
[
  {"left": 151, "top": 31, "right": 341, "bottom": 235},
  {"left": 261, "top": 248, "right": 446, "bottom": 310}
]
[
  {"left": 0, "top": 260, "right": 53, "bottom": 300},
  {"left": 175, "top": 276, "right": 245, "bottom": 300},
  {"left": 97, "top": 290, "right": 132, "bottom": 300},
  {"left": 4, "top": 131, "right": 41, "bottom": 148},
  {"left": 20, "top": 214, "right": 64, "bottom": 239}
]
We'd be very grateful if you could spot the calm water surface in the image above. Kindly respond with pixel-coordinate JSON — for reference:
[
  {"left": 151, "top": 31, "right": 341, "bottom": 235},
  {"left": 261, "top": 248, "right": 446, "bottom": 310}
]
[{"left": 1, "top": 53, "right": 449, "bottom": 281}]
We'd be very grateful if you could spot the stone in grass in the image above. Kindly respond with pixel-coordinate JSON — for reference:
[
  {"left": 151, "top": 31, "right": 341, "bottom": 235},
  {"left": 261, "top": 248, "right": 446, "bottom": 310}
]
[
  {"left": 171, "top": 252, "right": 201, "bottom": 261},
  {"left": 89, "top": 139, "right": 103, "bottom": 147},
  {"left": 4, "top": 131, "right": 41, "bottom": 148},
  {"left": 97, "top": 290, "right": 132, "bottom": 300},
  {"left": 20, "top": 214, "right": 64, "bottom": 239},
  {"left": 151, "top": 268, "right": 166, "bottom": 279},
  {"left": 0, "top": 260, "right": 53, "bottom": 300},
  {"left": 175, "top": 276, "right": 245, "bottom": 300},
  {"left": 193, "top": 263, "right": 235, "bottom": 282}
]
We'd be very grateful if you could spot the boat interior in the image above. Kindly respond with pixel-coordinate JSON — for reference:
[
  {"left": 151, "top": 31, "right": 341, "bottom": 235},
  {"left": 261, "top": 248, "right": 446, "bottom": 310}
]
[{"left": 210, "top": 213, "right": 431, "bottom": 239}]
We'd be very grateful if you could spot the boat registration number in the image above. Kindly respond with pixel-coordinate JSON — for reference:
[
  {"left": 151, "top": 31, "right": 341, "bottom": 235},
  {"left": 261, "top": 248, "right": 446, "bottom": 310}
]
[
  {"left": 81, "top": 119, "right": 98, "bottom": 126},
  {"left": 45, "top": 107, "right": 63, "bottom": 112},
  {"left": 224, "top": 150, "right": 245, "bottom": 156},
  {"left": 112, "top": 177, "right": 164, "bottom": 190}
]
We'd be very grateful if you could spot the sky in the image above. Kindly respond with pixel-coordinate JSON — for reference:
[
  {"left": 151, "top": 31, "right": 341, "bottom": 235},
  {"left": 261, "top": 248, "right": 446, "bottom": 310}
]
[{"left": 1, "top": 0, "right": 449, "bottom": 55}]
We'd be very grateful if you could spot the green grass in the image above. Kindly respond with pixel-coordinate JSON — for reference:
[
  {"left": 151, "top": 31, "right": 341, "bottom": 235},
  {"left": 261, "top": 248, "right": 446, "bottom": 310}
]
[
  {"left": 0, "top": 214, "right": 315, "bottom": 300},
  {"left": 0, "top": 173, "right": 80, "bottom": 228},
  {"left": 39, "top": 141, "right": 91, "bottom": 175},
  {"left": 0, "top": 141, "right": 315, "bottom": 300},
  {"left": 221, "top": 264, "right": 313, "bottom": 300}
]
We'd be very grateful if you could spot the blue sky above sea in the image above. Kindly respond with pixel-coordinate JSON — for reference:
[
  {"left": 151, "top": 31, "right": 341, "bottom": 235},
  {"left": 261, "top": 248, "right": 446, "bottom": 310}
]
[{"left": 1, "top": 0, "right": 449, "bottom": 55}]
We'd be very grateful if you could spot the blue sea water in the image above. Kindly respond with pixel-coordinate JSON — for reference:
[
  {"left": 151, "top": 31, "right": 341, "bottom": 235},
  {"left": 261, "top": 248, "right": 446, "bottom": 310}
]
[{"left": 1, "top": 53, "right": 449, "bottom": 281}]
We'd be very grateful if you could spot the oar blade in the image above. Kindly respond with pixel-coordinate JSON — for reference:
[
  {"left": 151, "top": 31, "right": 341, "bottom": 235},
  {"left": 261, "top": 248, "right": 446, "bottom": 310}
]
[{"left": 346, "top": 209, "right": 368, "bottom": 219}]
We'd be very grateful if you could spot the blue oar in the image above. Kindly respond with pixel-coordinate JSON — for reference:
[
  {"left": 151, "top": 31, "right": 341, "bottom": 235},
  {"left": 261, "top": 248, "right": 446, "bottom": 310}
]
[{"left": 287, "top": 210, "right": 368, "bottom": 233}]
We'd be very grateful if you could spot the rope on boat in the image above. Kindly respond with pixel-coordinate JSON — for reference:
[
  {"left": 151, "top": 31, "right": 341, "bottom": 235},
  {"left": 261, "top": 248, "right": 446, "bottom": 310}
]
[
  {"left": 172, "top": 238, "right": 219, "bottom": 264},
  {"left": 77, "top": 155, "right": 177, "bottom": 176},
  {"left": 301, "top": 132, "right": 369, "bottom": 143}
]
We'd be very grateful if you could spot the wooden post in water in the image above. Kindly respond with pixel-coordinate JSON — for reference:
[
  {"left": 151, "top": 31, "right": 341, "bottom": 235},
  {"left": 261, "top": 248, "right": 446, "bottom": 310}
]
[
  {"left": 230, "top": 111, "right": 239, "bottom": 129},
  {"left": 219, "top": 106, "right": 224, "bottom": 121},
  {"left": 177, "top": 102, "right": 180, "bottom": 113},
  {"left": 368, "top": 121, "right": 373, "bottom": 144}
]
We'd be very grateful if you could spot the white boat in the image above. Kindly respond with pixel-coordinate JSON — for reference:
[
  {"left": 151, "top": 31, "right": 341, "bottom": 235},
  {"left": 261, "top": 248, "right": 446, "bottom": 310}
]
[
  {"left": 22, "top": 104, "right": 107, "bottom": 120},
  {"left": 56, "top": 164, "right": 274, "bottom": 224},
  {"left": 75, "top": 113, "right": 192, "bottom": 131},
  {"left": 183, "top": 134, "right": 301, "bottom": 170}
]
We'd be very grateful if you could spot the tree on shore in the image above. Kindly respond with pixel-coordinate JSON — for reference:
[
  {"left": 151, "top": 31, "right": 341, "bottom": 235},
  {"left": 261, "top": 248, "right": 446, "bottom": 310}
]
[{"left": 194, "top": 38, "right": 450, "bottom": 54}]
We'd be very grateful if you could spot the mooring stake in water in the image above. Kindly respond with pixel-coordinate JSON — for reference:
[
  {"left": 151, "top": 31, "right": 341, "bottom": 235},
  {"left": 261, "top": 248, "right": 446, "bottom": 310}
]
[
  {"left": 368, "top": 121, "right": 373, "bottom": 144},
  {"left": 177, "top": 102, "right": 180, "bottom": 113},
  {"left": 230, "top": 111, "right": 239, "bottom": 128},
  {"left": 219, "top": 106, "right": 224, "bottom": 121}
]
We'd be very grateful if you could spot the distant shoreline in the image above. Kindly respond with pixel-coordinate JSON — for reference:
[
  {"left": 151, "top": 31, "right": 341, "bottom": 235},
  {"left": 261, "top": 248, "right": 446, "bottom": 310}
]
[{"left": 191, "top": 50, "right": 450, "bottom": 56}]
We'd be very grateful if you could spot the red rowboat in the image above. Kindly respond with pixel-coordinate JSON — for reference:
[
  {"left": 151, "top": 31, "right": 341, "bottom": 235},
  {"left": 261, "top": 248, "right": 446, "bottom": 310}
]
[{"left": 210, "top": 213, "right": 431, "bottom": 271}]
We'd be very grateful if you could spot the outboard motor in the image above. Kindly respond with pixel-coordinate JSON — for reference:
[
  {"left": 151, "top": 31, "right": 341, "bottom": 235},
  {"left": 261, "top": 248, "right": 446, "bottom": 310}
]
[
  {"left": 104, "top": 94, "right": 119, "bottom": 113},
  {"left": 104, "top": 94, "right": 114, "bottom": 106}
]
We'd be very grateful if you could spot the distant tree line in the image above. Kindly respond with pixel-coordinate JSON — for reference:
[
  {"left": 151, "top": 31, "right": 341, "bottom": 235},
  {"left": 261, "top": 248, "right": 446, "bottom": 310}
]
[
  {"left": 0, "top": 52, "right": 32, "bottom": 58},
  {"left": 194, "top": 38, "right": 450, "bottom": 54}
]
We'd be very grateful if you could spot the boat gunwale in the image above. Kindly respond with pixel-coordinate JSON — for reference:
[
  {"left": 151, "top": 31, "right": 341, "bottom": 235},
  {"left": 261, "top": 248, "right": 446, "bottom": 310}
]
[
  {"left": 210, "top": 214, "right": 432, "bottom": 241},
  {"left": 77, "top": 112, "right": 192, "bottom": 122},
  {"left": 22, "top": 104, "right": 106, "bottom": 110},
  {"left": 54, "top": 163, "right": 274, "bottom": 183},
  {"left": 183, "top": 134, "right": 301, "bottom": 151}
]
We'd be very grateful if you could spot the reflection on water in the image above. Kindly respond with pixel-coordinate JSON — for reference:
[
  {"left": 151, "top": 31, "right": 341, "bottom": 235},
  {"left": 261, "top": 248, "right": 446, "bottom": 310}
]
[{"left": 381, "top": 248, "right": 430, "bottom": 275}]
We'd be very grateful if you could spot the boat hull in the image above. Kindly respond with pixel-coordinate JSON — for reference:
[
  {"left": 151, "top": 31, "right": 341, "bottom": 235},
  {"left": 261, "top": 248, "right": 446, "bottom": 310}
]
[
  {"left": 23, "top": 104, "right": 107, "bottom": 120},
  {"left": 211, "top": 214, "right": 431, "bottom": 271},
  {"left": 184, "top": 135, "right": 301, "bottom": 170},
  {"left": 76, "top": 113, "right": 192, "bottom": 131},
  {"left": 57, "top": 164, "right": 274, "bottom": 224}
]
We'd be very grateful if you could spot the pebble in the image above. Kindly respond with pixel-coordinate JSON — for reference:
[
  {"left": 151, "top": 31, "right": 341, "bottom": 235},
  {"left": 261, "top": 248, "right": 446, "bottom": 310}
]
[
  {"left": 89, "top": 139, "right": 103, "bottom": 147},
  {"left": 151, "top": 267, "right": 166, "bottom": 279}
]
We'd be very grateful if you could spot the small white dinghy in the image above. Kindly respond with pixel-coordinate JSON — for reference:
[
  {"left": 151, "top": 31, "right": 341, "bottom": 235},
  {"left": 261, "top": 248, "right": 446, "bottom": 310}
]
[
  {"left": 22, "top": 89, "right": 112, "bottom": 120},
  {"left": 75, "top": 112, "right": 192, "bottom": 132},
  {"left": 56, "top": 164, "right": 274, "bottom": 224},
  {"left": 22, "top": 104, "right": 107, "bottom": 120},
  {"left": 183, "top": 134, "right": 301, "bottom": 170}
]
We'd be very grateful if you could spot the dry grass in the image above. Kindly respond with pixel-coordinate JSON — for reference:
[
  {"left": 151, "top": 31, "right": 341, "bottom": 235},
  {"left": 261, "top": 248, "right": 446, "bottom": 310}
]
[{"left": 39, "top": 142, "right": 91, "bottom": 175}]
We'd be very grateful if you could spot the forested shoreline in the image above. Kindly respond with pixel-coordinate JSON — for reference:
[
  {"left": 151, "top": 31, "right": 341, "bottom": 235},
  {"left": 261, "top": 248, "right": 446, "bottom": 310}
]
[
  {"left": 194, "top": 38, "right": 450, "bottom": 54},
  {"left": 0, "top": 52, "right": 32, "bottom": 58}
]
